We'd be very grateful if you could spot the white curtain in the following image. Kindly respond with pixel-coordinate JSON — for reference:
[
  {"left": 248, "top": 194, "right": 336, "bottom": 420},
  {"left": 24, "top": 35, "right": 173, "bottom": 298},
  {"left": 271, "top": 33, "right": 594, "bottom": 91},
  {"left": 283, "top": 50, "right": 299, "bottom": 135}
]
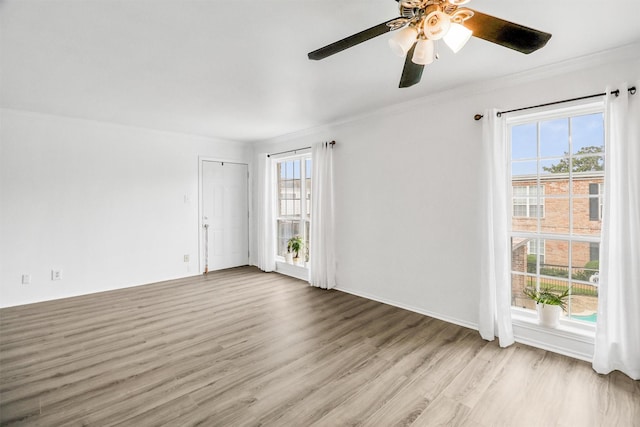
[
  {"left": 593, "top": 82, "right": 640, "bottom": 380},
  {"left": 254, "top": 153, "right": 276, "bottom": 272},
  {"left": 478, "top": 108, "right": 515, "bottom": 347},
  {"left": 309, "top": 142, "right": 336, "bottom": 289}
]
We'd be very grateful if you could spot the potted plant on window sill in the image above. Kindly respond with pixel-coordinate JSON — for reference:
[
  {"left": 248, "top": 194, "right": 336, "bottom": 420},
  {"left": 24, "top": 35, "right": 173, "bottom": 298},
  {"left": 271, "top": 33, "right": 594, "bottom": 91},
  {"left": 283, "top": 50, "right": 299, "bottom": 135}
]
[
  {"left": 286, "top": 236, "right": 303, "bottom": 266},
  {"left": 284, "top": 251, "right": 294, "bottom": 264},
  {"left": 523, "top": 286, "right": 569, "bottom": 328}
]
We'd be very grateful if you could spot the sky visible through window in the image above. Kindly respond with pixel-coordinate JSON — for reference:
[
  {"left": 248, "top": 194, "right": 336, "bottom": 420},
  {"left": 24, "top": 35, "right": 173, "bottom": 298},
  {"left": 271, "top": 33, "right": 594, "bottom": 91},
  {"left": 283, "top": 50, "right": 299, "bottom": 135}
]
[
  {"left": 280, "top": 159, "right": 312, "bottom": 179},
  {"left": 512, "top": 113, "right": 604, "bottom": 175}
]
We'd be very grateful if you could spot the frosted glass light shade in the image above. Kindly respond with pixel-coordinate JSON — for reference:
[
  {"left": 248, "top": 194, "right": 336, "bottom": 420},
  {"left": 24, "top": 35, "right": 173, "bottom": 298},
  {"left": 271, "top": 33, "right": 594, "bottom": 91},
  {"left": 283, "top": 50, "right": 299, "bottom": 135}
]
[
  {"left": 423, "top": 11, "right": 451, "bottom": 40},
  {"left": 443, "top": 22, "right": 472, "bottom": 53},
  {"left": 412, "top": 39, "right": 434, "bottom": 65},
  {"left": 388, "top": 26, "right": 418, "bottom": 56}
]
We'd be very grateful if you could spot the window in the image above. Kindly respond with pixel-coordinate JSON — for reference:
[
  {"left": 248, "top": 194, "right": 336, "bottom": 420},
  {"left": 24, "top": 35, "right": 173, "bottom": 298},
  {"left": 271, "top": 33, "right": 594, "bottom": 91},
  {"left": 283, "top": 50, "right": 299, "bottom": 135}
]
[
  {"left": 510, "top": 106, "right": 604, "bottom": 324},
  {"left": 589, "top": 242, "right": 599, "bottom": 262},
  {"left": 527, "top": 239, "right": 545, "bottom": 264},
  {"left": 513, "top": 185, "right": 545, "bottom": 217},
  {"left": 276, "top": 155, "right": 311, "bottom": 263},
  {"left": 588, "top": 183, "right": 604, "bottom": 221}
]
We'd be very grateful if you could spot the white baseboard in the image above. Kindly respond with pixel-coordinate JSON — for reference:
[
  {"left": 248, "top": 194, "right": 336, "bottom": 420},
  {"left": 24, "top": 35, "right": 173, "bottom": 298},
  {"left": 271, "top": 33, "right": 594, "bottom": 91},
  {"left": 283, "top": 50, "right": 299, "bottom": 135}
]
[
  {"left": 334, "top": 286, "right": 594, "bottom": 363},
  {"left": 334, "top": 286, "right": 479, "bottom": 332}
]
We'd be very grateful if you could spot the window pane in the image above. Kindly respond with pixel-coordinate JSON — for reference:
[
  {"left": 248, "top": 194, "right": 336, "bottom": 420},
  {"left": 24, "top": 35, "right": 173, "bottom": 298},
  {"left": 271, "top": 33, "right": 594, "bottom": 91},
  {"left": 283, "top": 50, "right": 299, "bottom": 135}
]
[
  {"left": 512, "top": 160, "right": 537, "bottom": 177},
  {"left": 572, "top": 197, "right": 602, "bottom": 235},
  {"left": 569, "top": 240, "right": 599, "bottom": 323},
  {"left": 541, "top": 177, "right": 569, "bottom": 196},
  {"left": 513, "top": 205, "right": 528, "bottom": 218},
  {"left": 528, "top": 238, "right": 546, "bottom": 264},
  {"left": 571, "top": 241, "right": 599, "bottom": 279},
  {"left": 571, "top": 113, "right": 604, "bottom": 155},
  {"left": 540, "top": 118, "right": 569, "bottom": 158},
  {"left": 511, "top": 273, "right": 535, "bottom": 310},
  {"left": 278, "top": 159, "right": 302, "bottom": 217},
  {"left": 540, "top": 197, "right": 569, "bottom": 235},
  {"left": 293, "top": 160, "right": 300, "bottom": 179},
  {"left": 572, "top": 154, "right": 604, "bottom": 174},
  {"left": 539, "top": 239, "right": 568, "bottom": 279},
  {"left": 572, "top": 175, "right": 604, "bottom": 195},
  {"left": 277, "top": 220, "right": 301, "bottom": 256},
  {"left": 589, "top": 242, "right": 600, "bottom": 262},
  {"left": 511, "top": 237, "right": 536, "bottom": 309},
  {"left": 512, "top": 239, "right": 544, "bottom": 272},
  {"left": 513, "top": 186, "right": 528, "bottom": 196},
  {"left": 539, "top": 159, "right": 570, "bottom": 197},
  {"left": 540, "top": 157, "right": 571, "bottom": 175},
  {"left": 511, "top": 123, "right": 537, "bottom": 160}
]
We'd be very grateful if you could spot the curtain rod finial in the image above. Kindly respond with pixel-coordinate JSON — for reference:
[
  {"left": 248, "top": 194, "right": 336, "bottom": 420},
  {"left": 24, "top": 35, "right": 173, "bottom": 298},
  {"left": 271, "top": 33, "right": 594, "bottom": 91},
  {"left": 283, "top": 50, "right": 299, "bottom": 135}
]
[{"left": 474, "top": 114, "right": 483, "bottom": 121}]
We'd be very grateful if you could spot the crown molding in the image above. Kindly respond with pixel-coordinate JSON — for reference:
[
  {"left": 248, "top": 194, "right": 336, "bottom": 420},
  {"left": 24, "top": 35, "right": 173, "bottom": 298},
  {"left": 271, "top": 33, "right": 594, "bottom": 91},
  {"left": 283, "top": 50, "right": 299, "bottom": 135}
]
[
  {"left": 0, "top": 107, "right": 252, "bottom": 148},
  {"left": 255, "top": 41, "right": 640, "bottom": 147}
]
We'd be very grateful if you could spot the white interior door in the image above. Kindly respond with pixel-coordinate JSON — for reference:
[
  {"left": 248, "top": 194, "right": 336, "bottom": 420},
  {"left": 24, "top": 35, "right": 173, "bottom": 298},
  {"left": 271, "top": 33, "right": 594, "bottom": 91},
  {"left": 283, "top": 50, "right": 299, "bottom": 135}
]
[{"left": 201, "top": 161, "right": 249, "bottom": 272}]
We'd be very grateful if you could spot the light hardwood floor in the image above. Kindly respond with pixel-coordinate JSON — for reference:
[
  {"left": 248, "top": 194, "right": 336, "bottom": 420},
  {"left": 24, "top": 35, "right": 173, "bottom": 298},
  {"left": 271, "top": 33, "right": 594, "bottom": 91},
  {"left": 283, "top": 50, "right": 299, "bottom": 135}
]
[{"left": 1, "top": 267, "right": 638, "bottom": 426}]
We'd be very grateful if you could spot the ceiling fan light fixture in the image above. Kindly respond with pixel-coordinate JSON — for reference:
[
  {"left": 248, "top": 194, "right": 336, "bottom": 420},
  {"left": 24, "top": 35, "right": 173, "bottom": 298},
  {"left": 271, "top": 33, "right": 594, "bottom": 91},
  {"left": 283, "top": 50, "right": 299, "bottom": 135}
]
[
  {"left": 388, "top": 26, "right": 418, "bottom": 56},
  {"left": 307, "top": 0, "right": 553, "bottom": 88},
  {"left": 423, "top": 11, "right": 451, "bottom": 40},
  {"left": 411, "top": 38, "right": 434, "bottom": 65},
  {"left": 443, "top": 22, "right": 472, "bottom": 53}
]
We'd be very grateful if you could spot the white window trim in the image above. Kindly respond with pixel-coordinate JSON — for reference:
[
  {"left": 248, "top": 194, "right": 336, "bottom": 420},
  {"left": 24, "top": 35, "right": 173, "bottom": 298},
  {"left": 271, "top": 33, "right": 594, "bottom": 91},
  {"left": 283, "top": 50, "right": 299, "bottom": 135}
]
[
  {"left": 273, "top": 151, "right": 312, "bottom": 273},
  {"left": 507, "top": 99, "right": 603, "bottom": 360}
]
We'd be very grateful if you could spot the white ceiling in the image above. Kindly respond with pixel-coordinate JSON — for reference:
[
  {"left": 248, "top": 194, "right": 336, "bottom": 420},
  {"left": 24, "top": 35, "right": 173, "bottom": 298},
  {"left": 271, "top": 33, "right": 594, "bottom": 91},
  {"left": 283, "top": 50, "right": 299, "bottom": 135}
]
[{"left": 2, "top": 0, "right": 639, "bottom": 143}]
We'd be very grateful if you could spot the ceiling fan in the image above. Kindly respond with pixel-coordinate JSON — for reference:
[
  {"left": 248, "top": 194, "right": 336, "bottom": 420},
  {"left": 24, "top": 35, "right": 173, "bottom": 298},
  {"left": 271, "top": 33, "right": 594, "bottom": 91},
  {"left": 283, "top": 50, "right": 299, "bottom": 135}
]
[{"left": 308, "top": 0, "right": 552, "bottom": 88}]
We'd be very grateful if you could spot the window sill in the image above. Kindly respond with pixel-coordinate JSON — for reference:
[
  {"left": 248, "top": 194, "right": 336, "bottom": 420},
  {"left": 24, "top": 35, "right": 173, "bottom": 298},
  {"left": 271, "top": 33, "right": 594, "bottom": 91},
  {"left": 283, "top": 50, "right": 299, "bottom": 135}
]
[
  {"left": 275, "top": 260, "right": 309, "bottom": 281},
  {"left": 511, "top": 307, "right": 595, "bottom": 362}
]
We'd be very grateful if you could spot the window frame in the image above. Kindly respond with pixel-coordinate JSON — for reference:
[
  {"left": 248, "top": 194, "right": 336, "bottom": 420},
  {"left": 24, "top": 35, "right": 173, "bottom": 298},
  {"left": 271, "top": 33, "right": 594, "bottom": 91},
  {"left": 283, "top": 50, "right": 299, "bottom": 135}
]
[
  {"left": 513, "top": 184, "right": 545, "bottom": 218},
  {"left": 273, "top": 151, "right": 312, "bottom": 265},
  {"left": 508, "top": 100, "right": 604, "bottom": 332}
]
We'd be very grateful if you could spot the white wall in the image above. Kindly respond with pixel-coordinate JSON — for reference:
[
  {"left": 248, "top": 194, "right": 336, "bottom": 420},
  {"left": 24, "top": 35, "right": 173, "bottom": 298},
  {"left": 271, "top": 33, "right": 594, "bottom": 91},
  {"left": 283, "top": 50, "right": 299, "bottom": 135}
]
[
  {"left": 252, "top": 45, "right": 640, "bottom": 330},
  {"left": 0, "top": 110, "right": 251, "bottom": 307}
]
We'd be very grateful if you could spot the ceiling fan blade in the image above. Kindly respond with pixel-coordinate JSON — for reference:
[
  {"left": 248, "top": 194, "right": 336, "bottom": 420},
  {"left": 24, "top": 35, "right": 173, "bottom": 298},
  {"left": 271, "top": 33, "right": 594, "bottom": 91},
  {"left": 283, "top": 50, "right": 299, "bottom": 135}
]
[
  {"left": 465, "top": 10, "right": 552, "bottom": 54},
  {"left": 399, "top": 43, "right": 424, "bottom": 88},
  {"left": 308, "top": 18, "right": 400, "bottom": 60}
]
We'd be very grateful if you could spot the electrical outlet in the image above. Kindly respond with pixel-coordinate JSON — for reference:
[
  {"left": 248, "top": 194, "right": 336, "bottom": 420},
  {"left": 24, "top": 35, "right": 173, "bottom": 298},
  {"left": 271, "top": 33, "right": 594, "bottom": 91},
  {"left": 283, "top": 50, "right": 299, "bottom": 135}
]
[
  {"left": 183, "top": 254, "right": 190, "bottom": 263},
  {"left": 51, "top": 269, "right": 62, "bottom": 281},
  {"left": 22, "top": 274, "right": 31, "bottom": 285}
]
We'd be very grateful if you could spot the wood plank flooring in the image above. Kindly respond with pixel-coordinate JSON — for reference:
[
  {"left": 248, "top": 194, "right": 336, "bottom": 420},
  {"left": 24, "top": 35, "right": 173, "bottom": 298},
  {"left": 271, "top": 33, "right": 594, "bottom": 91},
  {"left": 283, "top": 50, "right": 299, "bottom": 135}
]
[{"left": 1, "top": 266, "right": 638, "bottom": 426}]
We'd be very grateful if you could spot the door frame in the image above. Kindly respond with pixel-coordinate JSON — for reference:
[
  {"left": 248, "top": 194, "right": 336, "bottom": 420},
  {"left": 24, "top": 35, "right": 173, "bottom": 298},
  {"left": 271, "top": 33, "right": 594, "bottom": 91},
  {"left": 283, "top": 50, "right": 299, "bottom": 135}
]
[{"left": 198, "top": 156, "right": 251, "bottom": 274}]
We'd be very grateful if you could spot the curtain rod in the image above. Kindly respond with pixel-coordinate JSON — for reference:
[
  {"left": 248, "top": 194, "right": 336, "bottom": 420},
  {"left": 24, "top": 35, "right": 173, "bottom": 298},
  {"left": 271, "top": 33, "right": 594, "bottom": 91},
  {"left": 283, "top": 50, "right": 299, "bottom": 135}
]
[
  {"left": 267, "top": 141, "right": 335, "bottom": 158},
  {"left": 473, "top": 86, "right": 636, "bottom": 121}
]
